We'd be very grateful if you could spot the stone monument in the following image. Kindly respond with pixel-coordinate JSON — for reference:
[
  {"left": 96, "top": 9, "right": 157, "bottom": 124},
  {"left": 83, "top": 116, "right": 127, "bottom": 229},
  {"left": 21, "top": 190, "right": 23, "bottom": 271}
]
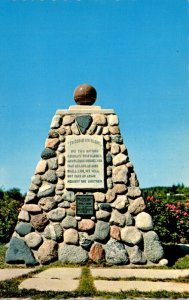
[{"left": 6, "top": 84, "right": 165, "bottom": 265}]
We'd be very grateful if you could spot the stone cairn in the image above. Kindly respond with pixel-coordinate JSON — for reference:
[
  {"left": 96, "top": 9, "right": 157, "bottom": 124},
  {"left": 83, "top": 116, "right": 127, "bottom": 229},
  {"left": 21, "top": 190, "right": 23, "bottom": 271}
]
[{"left": 6, "top": 84, "right": 165, "bottom": 266}]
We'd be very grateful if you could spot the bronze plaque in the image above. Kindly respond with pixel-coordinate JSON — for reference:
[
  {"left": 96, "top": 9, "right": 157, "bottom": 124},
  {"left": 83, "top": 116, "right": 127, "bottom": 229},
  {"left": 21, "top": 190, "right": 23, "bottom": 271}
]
[{"left": 76, "top": 195, "right": 94, "bottom": 217}]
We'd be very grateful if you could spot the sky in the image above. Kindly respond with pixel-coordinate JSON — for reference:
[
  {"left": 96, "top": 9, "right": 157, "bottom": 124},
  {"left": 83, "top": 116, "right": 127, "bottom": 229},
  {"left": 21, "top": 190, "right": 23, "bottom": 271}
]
[{"left": 0, "top": 0, "right": 188, "bottom": 193}]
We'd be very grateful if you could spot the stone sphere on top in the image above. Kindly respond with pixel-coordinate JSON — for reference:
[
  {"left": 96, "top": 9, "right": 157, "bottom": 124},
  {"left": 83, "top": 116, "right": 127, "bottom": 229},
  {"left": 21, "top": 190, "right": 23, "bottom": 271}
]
[{"left": 74, "top": 84, "right": 97, "bottom": 105}]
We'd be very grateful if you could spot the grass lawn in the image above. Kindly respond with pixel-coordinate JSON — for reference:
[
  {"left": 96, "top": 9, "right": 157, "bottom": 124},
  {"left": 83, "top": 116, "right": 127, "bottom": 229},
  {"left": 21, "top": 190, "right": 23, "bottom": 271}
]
[{"left": 0, "top": 243, "right": 189, "bottom": 298}]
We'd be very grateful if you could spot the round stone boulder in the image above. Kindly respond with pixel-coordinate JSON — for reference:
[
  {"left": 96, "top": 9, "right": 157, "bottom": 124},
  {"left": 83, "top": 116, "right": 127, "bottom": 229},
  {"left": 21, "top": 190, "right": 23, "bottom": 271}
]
[
  {"left": 42, "top": 170, "right": 57, "bottom": 184},
  {"left": 126, "top": 245, "right": 147, "bottom": 264},
  {"left": 93, "top": 221, "right": 110, "bottom": 242},
  {"left": 64, "top": 228, "right": 79, "bottom": 245},
  {"left": 30, "top": 213, "right": 49, "bottom": 232},
  {"left": 112, "top": 165, "right": 128, "bottom": 184},
  {"left": 135, "top": 212, "right": 153, "bottom": 231},
  {"left": 110, "top": 209, "right": 125, "bottom": 227},
  {"left": 15, "top": 222, "right": 33, "bottom": 237},
  {"left": 61, "top": 216, "right": 77, "bottom": 229},
  {"left": 105, "top": 239, "right": 128, "bottom": 264},
  {"left": 37, "top": 183, "right": 55, "bottom": 198},
  {"left": 18, "top": 210, "right": 30, "bottom": 222},
  {"left": 121, "top": 226, "right": 142, "bottom": 245},
  {"left": 143, "top": 231, "right": 164, "bottom": 263},
  {"left": 41, "top": 148, "right": 56, "bottom": 159},
  {"left": 47, "top": 208, "right": 66, "bottom": 221},
  {"left": 111, "top": 195, "right": 129, "bottom": 211},
  {"left": 25, "top": 232, "right": 42, "bottom": 249},
  {"left": 96, "top": 210, "right": 110, "bottom": 221},
  {"left": 39, "top": 197, "right": 57, "bottom": 212},
  {"left": 44, "top": 223, "right": 63, "bottom": 242},
  {"left": 58, "top": 243, "right": 88, "bottom": 264},
  {"left": 89, "top": 242, "right": 105, "bottom": 263},
  {"left": 78, "top": 219, "right": 95, "bottom": 231},
  {"left": 37, "top": 240, "right": 58, "bottom": 264},
  {"left": 128, "top": 197, "right": 146, "bottom": 215}
]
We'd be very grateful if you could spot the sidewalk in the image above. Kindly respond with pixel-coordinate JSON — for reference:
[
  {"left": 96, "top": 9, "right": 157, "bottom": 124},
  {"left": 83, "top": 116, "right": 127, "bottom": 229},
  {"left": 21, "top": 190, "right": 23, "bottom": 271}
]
[{"left": 0, "top": 267, "right": 189, "bottom": 294}]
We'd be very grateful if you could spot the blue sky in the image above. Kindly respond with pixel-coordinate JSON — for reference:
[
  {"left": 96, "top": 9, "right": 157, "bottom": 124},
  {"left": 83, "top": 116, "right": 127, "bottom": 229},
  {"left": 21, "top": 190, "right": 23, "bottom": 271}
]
[{"left": 0, "top": 0, "right": 188, "bottom": 193}]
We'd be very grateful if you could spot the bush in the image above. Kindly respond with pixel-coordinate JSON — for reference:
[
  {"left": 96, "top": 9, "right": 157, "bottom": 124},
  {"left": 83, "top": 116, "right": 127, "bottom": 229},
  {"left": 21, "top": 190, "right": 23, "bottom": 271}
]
[
  {"left": 145, "top": 195, "right": 189, "bottom": 244},
  {"left": 0, "top": 188, "right": 24, "bottom": 243}
]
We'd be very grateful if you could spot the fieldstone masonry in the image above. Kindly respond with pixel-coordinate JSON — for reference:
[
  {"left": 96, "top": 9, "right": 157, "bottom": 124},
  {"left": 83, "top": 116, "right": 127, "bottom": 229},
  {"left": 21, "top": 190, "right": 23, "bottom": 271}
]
[{"left": 6, "top": 87, "right": 165, "bottom": 266}]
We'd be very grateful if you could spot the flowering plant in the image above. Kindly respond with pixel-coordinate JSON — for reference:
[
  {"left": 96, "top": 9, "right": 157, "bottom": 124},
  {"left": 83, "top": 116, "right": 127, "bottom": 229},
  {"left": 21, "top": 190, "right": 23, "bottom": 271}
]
[{"left": 145, "top": 196, "right": 189, "bottom": 243}]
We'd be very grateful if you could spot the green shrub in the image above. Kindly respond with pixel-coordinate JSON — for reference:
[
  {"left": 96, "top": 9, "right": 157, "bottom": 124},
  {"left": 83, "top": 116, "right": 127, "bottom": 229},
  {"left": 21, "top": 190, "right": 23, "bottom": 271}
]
[
  {"left": 145, "top": 195, "right": 189, "bottom": 243},
  {"left": 0, "top": 188, "right": 24, "bottom": 243}
]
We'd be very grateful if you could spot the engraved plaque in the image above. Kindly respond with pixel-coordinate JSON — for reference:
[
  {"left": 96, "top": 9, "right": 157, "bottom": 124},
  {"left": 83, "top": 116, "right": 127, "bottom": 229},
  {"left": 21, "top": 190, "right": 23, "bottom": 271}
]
[
  {"left": 76, "top": 195, "right": 94, "bottom": 217},
  {"left": 65, "top": 135, "right": 104, "bottom": 189}
]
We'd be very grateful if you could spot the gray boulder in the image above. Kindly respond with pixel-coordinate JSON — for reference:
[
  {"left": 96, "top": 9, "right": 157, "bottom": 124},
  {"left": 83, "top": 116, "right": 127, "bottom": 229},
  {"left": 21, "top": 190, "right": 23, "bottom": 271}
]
[
  {"left": 126, "top": 245, "right": 147, "bottom": 264},
  {"left": 44, "top": 223, "right": 63, "bottom": 242},
  {"left": 58, "top": 243, "right": 88, "bottom": 263},
  {"left": 121, "top": 226, "right": 142, "bottom": 245},
  {"left": 61, "top": 216, "right": 77, "bottom": 229},
  {"left": 37, "top": 183, "right": 55, "bottom": 198},
  {"left": 94, "top": 221, "right": 110, "bottom": 242},
  {"left": 39, "top": 197, "right": 57, "bottom": 212},
  {"left": 25, "top": 232, "right": 42, "bottom": 249},
  {"left": 105, "top": 239, "right": 128, "bottom": 264},
  {"left": 47, "top": 208, "right": 66, "bottom": 221},
  {"left": 42, "top": 170, "right": 57, "bottom": 184},
  {"left": 5, "top": 237, "right": 37, "bottom": 266},
  {"left": 41, "top": 148, "right": 56, "bottom": 159},
  {"left": 15, "top": 222, "right": 33, "bottom": 237},
  {"left": 143, "top": 231, "right": 164, "bottom": 263}
]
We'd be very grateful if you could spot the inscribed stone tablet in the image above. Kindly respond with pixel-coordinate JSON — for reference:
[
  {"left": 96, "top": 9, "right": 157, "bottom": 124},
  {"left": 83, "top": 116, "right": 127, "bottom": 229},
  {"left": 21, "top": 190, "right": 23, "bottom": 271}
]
[
  {"left": 76, "top": 195, "right": 94, "bottom": 217},
  {"left": 65, "top": 135, "right": 104, "bottom": 189}
]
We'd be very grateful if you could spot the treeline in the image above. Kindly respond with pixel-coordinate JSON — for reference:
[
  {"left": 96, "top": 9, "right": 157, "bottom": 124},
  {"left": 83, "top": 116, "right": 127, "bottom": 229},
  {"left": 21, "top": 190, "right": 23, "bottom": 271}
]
[{"left": 142, "top": 184, "right": 189, "bottom": 201}]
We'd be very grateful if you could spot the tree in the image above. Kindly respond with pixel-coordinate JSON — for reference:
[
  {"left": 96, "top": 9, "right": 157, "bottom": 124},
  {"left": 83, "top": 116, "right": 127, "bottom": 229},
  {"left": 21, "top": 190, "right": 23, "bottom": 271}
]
[{"left": 0, "top": 188, "right": 24, "bottom": 243}]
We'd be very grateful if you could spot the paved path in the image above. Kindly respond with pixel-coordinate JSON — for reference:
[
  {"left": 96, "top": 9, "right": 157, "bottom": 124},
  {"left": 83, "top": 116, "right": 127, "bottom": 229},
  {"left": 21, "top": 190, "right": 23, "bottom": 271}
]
[
  {"left": 1, "top": 267, "right": 189, "bottom": 294},
  {"left": 94, "top": 280, "right": 189, "bottom": 293},
  {"left": 91, "top": 268, "right": 189, "bottom": 293},
  {"left": 91, "top": 267, "right": 189, "bottom": 279},
  {"left": 19, "top": 268, "right": 81, "bottom": 292},
  {"left": 0, "top": 268, "right": 35, "bottom": 281}
]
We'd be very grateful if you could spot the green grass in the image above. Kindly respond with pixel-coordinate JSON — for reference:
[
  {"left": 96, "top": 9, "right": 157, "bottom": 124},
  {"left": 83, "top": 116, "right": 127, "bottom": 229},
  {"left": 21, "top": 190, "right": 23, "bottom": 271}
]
[
  {"left": 0, "top": 243, "right": 8, "bottom": 268},
  {"left": 77, "top": 266, "right": 96, "bottom": 296},
  {"left": 0, "top": 243, "right": 189, "bottom": 298}
]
